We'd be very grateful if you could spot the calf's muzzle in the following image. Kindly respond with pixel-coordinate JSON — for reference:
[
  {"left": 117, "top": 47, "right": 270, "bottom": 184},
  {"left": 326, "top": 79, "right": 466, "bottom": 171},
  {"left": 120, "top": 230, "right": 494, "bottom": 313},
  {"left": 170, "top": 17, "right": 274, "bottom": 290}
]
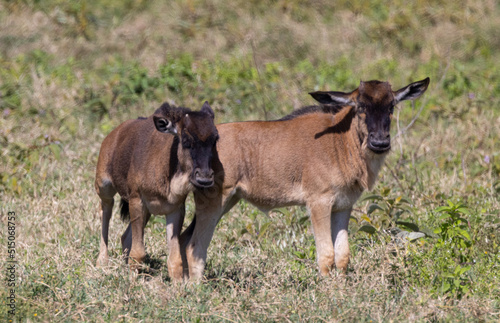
[
  {"left": 368, "top": 132, "right": 391, "bottom": 153},
  {"left": 193, "top": 168, "right": 215, "bottom": 188}
]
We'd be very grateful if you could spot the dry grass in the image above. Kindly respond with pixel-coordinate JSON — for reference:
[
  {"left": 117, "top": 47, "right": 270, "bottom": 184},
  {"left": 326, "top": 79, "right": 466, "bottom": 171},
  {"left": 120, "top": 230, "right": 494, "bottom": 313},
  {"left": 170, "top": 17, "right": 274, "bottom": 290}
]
[{"left": 1, "top": 0, "right": 499, "bottom": 321}]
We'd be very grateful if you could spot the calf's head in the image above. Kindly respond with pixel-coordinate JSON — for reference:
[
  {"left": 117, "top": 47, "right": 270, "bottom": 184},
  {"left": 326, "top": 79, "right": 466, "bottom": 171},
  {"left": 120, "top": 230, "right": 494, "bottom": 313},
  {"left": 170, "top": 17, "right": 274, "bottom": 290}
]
[
  {"left": 310, "top": 78, "right": 430, "bottom": 154},
  {"left": 153, "top": 101, "right": 219, "bottom": 188}
]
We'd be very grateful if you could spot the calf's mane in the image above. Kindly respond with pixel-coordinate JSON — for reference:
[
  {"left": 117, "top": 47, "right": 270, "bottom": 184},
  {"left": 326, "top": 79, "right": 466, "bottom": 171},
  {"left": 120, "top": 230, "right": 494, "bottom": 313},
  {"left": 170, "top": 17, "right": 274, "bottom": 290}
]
[
  {"left": 154, "top": 102, "right": 212, "bottom": 121},
  {"left": 154, "top": 103, "right": 191, "bottom": 120},
  {"left": 278, "top": 104, "right": 345, "bottom": 121}
]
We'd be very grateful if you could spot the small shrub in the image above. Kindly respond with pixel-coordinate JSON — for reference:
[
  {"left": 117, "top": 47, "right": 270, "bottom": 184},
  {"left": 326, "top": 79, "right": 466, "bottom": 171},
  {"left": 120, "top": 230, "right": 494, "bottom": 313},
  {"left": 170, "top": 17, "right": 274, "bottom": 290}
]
[
  {"left": 432, "top": 200, "right": 473, "bottom": 298},
  {"left": 405, "top": 201, "right": 474, "bottom": 300}
]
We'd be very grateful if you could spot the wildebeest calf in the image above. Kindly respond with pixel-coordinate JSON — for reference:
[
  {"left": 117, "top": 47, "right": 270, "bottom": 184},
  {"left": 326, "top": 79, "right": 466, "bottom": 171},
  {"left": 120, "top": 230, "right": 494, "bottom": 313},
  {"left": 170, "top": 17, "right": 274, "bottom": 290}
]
[
  {"left": 95, "top": 101, "right": 218, "bottom": 280},
  {"left": 180, "top": 78, "right": 429, "bottom": 279}
]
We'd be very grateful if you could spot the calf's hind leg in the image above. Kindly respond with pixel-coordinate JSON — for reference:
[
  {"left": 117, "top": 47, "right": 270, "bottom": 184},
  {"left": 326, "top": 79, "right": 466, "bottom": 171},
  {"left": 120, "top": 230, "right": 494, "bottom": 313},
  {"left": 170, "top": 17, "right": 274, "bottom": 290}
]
[
  {"left": 95, "top": 177, "right": 116, "bottom": 267},
  {"left": 127, "top": 197, "right": 150, "bottom": 268},
  {"left": 121, "top": 206, "right": 185, "bottom": 280},
  {"left": 179, "top": 216, "right": 196, "bottom": 279},
  {"left": 121, "top": 223, "right": 132, "bottom": 258},
  {"left": 121, "top": 213, "right": 151, "bottom": 262},
  {"left": 331, "top": 209, "right": 351, "bottom": 272},
  {"left": 97, "top": 196, "right": 115, "bottom": 266}
]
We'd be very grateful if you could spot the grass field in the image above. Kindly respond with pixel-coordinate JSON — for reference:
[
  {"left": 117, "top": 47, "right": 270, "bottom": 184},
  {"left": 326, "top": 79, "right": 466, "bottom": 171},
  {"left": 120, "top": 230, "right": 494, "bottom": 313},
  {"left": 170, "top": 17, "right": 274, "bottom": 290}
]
[{"left": 1, "top": 0, "right": 499, "bottom": 321}]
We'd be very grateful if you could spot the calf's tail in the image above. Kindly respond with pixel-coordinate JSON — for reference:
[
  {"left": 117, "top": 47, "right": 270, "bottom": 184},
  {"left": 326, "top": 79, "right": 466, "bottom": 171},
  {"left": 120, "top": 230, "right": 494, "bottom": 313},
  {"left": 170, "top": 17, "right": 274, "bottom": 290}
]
[{"left": 120, "top": 198, "right": 130, "bottom": 222}]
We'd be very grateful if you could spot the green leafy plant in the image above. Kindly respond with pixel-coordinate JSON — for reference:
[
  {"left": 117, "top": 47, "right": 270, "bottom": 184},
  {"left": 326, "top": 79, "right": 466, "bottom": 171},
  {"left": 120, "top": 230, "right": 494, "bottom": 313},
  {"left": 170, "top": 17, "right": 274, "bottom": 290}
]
[
  {"left": 356, "top": 187, "right": 425, "bottom": 240},
  {"left": 432, "top": 200, "right": 473, "bottom": 298},
  {"left": 158, "top": 54, "right": 196, "bottom": 95}
]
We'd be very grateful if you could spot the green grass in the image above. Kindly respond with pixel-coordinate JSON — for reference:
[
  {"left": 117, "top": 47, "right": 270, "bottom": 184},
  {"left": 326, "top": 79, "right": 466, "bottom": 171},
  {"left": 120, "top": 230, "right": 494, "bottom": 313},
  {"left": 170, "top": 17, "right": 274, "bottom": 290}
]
[{"left": 1, "top": 0, "right": 499, "bottom": 321}]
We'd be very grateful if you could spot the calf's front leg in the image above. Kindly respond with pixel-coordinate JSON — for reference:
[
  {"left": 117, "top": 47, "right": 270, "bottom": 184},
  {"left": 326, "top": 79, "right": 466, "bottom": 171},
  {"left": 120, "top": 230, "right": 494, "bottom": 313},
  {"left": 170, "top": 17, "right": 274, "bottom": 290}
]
[
  {"left": 165, "top": 205, "right": 185, "bottom": 281},
  {"left": 309, "top": 201, "right": 335, "bottom": 276},
  {"left": 185, "top": 191, "right": 226, "bottom": 280},
  {"left": 185, "top": 211, "right": 221, "bottom": 280}
]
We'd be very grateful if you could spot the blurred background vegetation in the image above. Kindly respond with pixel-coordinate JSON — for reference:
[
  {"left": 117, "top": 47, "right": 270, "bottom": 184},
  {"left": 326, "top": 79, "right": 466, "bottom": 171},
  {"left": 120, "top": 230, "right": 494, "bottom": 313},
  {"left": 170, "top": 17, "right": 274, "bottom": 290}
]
[
  {"left": 0, "top": 0, "right": 499, "bottom": 321},
  {"left": 1, "top": 0, "right": 499, "bottom": 195}
]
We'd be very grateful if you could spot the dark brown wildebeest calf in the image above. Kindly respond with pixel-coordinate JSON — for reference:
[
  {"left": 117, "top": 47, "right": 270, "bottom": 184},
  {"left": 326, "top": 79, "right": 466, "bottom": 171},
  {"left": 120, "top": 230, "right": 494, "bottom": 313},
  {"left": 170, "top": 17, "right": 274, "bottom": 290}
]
[
  {"left": 95, "top": 102, "right": 218, "bottom": 280},
  {"left": 180, "top": 78, "right": 429, "bottom": 279}
]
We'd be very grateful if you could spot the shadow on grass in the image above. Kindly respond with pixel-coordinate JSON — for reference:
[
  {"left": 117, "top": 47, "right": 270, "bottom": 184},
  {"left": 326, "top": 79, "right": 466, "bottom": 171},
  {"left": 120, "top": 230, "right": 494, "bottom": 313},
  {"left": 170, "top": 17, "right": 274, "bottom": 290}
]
[
  {"left": 138, "top": 254, "right": 169, "bottom": 281},
  {"left": 204, "top": 262, "right": 264, "bottom": 286}
]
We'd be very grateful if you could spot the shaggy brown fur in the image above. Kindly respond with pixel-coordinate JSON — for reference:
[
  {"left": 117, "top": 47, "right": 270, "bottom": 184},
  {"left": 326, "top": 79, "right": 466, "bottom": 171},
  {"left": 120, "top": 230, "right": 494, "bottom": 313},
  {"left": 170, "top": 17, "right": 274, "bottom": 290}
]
[
  {"left": 95, "top": 102, "right": 218, "bottom": 279},
  {"left": 178, "top": 78, "right": 429, "bottom": 279}
]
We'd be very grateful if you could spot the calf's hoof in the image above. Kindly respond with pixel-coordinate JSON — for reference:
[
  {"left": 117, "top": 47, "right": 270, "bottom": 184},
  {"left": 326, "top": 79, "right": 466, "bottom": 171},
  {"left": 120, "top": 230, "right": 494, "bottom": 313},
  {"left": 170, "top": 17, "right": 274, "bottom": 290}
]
[{"left": 96, "top": 253, "right": 109, "bottom": 267}]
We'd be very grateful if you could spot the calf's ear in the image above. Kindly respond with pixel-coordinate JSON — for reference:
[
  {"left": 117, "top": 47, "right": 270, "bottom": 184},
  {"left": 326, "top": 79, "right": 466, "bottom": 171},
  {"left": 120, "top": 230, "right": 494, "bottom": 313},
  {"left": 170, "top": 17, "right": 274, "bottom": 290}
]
[
  {"left": 309, "top": 91, "right": 355, "bottom": 106},
  {"left": 201, "top": 101, "right": 215, "bottom": 119},
  {"left": 153, "top": 116, "right": 177, "bottom": 135},
  {"left": 394, "top": 77, "right": 430, "bottom": 103}
]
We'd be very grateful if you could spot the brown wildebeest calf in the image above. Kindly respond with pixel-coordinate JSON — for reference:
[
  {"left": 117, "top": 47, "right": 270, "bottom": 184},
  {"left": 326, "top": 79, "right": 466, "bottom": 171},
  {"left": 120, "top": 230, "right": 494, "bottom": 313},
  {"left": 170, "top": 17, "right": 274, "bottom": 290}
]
[
  {"left": 179, "top": 78, "right": 429, "bottom": 279},
  {"left": 95, "top": 102, "right": 218, "bottom": 279}
]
